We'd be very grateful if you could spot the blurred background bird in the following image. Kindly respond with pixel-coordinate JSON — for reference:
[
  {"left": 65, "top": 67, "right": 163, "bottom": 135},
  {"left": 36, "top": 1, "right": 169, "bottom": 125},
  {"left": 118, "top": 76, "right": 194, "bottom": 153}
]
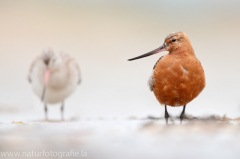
[
  {"left": 28, "top": 48, "right": 81, "bottom": 120},
  {"left": 129, "top": 32, "right": 205, "bottom": 123}
]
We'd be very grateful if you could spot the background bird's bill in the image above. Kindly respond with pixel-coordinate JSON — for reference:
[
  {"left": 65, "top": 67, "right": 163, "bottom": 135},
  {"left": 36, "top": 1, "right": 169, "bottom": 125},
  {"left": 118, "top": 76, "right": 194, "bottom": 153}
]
[
  {"left": 41, "top": 69, "right": 50, "bottom": 101},
  {"left": 128, "top": 44, "right": 166, "bottom": 61}
]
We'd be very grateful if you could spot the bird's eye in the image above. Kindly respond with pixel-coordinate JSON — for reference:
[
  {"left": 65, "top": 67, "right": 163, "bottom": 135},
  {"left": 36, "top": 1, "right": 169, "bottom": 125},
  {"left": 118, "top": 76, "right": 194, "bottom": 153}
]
[{"left": 172, "top": 39, "right": 176, "bottom": 42}]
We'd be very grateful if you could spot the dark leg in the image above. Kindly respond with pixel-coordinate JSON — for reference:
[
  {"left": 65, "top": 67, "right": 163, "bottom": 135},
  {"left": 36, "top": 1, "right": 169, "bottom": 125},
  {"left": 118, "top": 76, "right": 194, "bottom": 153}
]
[
  {"left": 44, "top": 103, "right": 48, "bottom": 121},
  {"left": 180, "top": 105, "right": 186, "bottom": 124},
  {"left": 164, "top": 105, "right": 170, "bottom": 124},
  {"left": 61, "top": 101, "right": 64, "bottom": 121}
]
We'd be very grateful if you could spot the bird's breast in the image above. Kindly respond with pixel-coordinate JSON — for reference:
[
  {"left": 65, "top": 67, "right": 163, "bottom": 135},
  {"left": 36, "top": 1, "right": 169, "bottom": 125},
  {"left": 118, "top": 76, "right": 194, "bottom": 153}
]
[
  {"left": 153, "top": 54, "right": 205, "bottom": 106},
  {"left": 47, "top": 70, "right": 70, "bottom": 90}
]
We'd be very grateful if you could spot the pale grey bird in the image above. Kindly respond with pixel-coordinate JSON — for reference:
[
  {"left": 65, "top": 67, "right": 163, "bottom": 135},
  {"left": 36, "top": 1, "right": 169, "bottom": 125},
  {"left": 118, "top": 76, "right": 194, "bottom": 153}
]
[{"left": 28, "top": 48, "right": 81, "bottom": 120}]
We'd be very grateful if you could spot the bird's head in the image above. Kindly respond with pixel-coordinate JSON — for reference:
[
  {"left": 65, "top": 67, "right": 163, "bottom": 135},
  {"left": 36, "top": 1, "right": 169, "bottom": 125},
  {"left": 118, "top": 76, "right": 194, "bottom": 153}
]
[
  {"left": 164, "top": 31, "right": 189, "bottom": 52},
  {"left": 128, "top": 31, "right": 191, "bottom": 61},
  {"left": 40, "top": 48, "right": 63, "bottom": 101},
  {"left": 41, "top": 48, "right": 63, "bottom": 71}
]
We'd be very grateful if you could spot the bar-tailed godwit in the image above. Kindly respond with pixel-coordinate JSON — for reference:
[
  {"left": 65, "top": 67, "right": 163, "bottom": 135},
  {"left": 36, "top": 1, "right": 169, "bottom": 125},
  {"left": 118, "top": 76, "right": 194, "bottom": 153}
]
[
  {"left": 128, "top": 32, "right": 205, "bottom": 123},
  {"left": 28, "top": 48, "right": 81, "bottom": 120}
]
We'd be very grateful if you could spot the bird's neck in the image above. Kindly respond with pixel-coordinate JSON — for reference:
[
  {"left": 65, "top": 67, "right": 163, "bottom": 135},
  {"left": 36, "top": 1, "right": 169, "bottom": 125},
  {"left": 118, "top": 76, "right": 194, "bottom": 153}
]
[{"left": 170, "top": 43, "right": 196, "bottom": 57}]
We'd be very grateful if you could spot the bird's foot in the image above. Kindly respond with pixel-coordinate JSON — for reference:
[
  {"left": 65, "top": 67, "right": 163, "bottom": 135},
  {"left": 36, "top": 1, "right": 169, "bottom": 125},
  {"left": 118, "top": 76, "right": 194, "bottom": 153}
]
[
  {"left": 165, "top": 114, "right": 170, "bottom": 124},
  {"left": 180, "top": 114, "right": 185, "bottom": 124}
]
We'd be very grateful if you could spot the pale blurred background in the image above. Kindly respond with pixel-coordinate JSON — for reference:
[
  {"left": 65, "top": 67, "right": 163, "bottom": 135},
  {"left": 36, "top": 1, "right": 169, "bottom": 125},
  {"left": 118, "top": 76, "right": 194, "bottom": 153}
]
[{"left": 0, "top": 0, "right": 240, "bottom": 121}]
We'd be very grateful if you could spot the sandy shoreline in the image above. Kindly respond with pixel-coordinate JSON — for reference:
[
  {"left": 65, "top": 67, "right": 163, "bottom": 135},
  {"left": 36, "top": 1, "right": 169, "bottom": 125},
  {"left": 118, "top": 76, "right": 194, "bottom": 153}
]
[{"left": 0, "top": 117, "right": 240, "bottom": 159}]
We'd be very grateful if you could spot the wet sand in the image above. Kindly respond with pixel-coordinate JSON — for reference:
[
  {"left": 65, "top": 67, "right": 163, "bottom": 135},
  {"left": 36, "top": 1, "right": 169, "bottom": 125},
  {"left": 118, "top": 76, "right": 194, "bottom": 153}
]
[{"left": 1, "top": 116, "right": 240, "bottom": 159}]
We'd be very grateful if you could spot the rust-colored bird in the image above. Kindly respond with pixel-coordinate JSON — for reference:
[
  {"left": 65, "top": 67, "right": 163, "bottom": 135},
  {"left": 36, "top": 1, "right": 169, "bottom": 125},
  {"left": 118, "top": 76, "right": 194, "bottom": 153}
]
[{"left": 128, "top": 32, "right": 205, "bottom": 123}]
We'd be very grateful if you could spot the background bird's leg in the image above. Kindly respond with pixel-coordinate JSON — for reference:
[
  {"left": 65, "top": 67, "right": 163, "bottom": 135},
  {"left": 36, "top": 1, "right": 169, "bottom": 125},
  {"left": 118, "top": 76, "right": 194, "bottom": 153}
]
[
  {"left": 61, "top": 101, "right": 64, "bottom": 121},
  {"left": 180, "top": 105, "right": 186, "bottom": 124},
  {"left": 164, "top": 105, "right": 169, "bottom": 124},
  {"left": 44, "top": 102, "right": 48, "bottom": 121}
]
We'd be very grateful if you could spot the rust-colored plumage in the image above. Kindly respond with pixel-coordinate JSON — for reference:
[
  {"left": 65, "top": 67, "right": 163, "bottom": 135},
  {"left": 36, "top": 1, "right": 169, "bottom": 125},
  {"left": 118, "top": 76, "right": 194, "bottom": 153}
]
[{"left": 129, "top": 32, "right": 206, "bottom": 123}]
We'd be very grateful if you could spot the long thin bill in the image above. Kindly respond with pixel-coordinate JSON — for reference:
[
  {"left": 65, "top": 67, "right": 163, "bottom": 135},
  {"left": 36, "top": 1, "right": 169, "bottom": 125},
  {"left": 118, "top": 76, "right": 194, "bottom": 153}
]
[
  {"left": 128, "top": 44, "right": 166, "bottom": 61},
  {"left": 41, "top": 69, "right": 50, "bottom": 102}
]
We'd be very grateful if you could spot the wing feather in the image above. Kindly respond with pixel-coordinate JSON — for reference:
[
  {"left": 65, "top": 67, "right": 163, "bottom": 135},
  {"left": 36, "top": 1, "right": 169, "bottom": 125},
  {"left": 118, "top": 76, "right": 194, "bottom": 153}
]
[
  {"left": 28, "top": 56, "right": 41, "bottom": 83},
  {"left": 148, "top": 56, "right": 164, "bottom": 91}
]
